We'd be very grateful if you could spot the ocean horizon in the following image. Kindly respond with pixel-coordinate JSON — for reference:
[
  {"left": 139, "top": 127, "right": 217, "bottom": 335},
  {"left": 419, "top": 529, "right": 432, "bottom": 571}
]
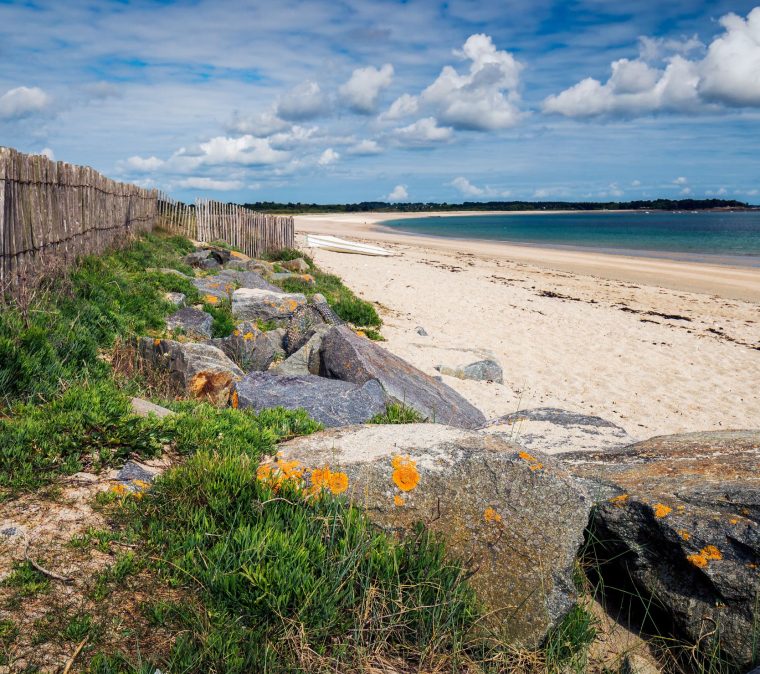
[{"left": 382, "top": 211, "right": 760, "bottom": 267}]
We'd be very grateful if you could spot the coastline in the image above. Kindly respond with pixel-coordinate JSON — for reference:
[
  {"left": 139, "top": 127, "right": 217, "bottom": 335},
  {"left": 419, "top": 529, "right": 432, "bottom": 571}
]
[
  {"left": 296, "top": 211, "right": 760, "bottom": 303},
  {"left": 294, "top": 211, "right": 760, "bottom": 438}
]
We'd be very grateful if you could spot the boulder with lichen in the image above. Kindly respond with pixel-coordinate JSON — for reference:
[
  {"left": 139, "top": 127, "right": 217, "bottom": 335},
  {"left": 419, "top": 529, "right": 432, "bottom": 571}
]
[{"left": 232, "top": 288, "right": 307, "bottom": 323}]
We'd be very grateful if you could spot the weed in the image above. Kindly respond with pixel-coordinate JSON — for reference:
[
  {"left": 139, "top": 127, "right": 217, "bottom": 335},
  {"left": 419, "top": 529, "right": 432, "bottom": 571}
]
[
  {"left": 543, "top": 604, "right": 597, "bottom": 673},
  {"left": 369, "top": 402, "right": 426, "bottom": 424},
  {"left": 63, "top": 613, "right": 96, "bottom": 642},
  {"left": 2, "top": 562, "right": 50, "bottom": 597}
]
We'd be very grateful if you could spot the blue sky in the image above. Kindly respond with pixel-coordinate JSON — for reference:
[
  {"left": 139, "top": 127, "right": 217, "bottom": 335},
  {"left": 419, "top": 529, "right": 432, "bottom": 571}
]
[{"left": 1, "top": 0, "right": 759, "bottom": 203}]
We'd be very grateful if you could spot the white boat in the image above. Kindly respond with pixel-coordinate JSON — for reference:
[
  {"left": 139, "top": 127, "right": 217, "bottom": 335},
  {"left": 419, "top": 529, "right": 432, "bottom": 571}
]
[{"left": 305, "top": 234, "right": 394, "bottom": 256}]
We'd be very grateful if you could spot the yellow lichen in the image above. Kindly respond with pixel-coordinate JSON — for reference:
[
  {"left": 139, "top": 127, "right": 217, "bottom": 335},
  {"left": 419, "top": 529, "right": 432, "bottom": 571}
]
[
  {"left": 355, "top": 330, "right": 366, "bottom": 338},
  {"left": 653, "top": 503, "right": 672, "bottom": 518},
  {"left": 391, "top": 455, "right": 420, "bottom": 492},
  {"left": 328, "top": 471, "right": 349, "bottom": 495},
  {"left": 204, "top": 294, "right": 219, "bottom": 304},
  {"left": 153, "top": 338, "right": 161, "bottom": 347},
  {"left": 132, "top": 479, "right": 150, "bottom": 491},
  {"left": 231, "top": 390, "right": 239, "bottom": 408},
  {"left": 702, "top": 545, "right": 722, "bottom": 561},
  {"left": 243, "top": 332, "right": 254, "bottom": 341},
  {"left": 483, "top": 507, "right": 502, "bottom": 523},
  {"left": 687, "top": 545, "right": 723, "bottom": 569},
  {"left": 729, "top": 517, "right": 739, "bottom": 525},
  {"left": 518, "top": 451, "right": 537, "bottom": 463},
  {"left": 688, "top": 553, "right": 708, "bottom": 568},
  {"left": 677, "top": 529, "right": 690, "bottom": 541},
  {"left": 609, "top": 493, "right": 629, "bottom": 505},
  {"left": 233, "top": 329, "right": 241, "bottom": 337},
  {"left": 394, "top": 495, "right": 405, "bottom": 507},
  {"left": 110, "top": 484, "right": 129, "bottom": 496}
]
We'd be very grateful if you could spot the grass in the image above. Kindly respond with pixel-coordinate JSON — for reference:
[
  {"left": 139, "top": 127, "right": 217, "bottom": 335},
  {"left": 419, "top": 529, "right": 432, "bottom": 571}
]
[
  {"left": 2, "top": 562, "right": 51, "bottom": 597},
  {"left": 265, "top": 248, "right": 382, "bottom": 329},
  {"left": 369, "top": 402, "right": 426, "bottom": 424}
]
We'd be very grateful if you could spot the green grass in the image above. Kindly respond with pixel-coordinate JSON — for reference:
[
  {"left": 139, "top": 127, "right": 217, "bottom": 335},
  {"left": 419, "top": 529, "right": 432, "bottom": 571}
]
[
  {"left": 2, "top": 562, "right": 50, "bottom": 597},
  {"left": 369, "top": 402, "right": 426, "bottom": 424},
  {"left": 542, "top": 604, "right": 597, "bottom": 673}
]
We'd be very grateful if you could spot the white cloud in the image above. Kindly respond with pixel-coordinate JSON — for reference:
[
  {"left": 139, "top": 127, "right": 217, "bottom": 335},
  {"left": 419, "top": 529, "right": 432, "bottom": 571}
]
[
  {"left": 419, "top": 34, "right": 524, "bottom": 130},
  {"left": 318, "top": 148, "right": 339, "bottom": 165},
  {"left": 631, "top": 179, "right": 642, "bottom": 187},
  {"left": 387, "top": 184, "right": 408, "bottom": 201},
  {"left": 37, "top": 148, "right": 55, "bottom": 161},
  {"left": 198, "top": 135, "right": 288, "bottom": 165},
  {"left": 699, "top": 8, "right": 760, "bottom": 107},
  {"left": 380, "top": 93, "right": 419, "bottom": 121},
  {"left": 346, "top": 139, "right": 382, "bottom": 155},
  {"left": 392, "top": 117, "right": 453, "bottom": 146},
  {"left": 126, "top": 155, "right": 165, "bottom": 172},
  {"left": 268, "top": 125, "right": 319, "bottom": 150},
  {"left": 543, "top": 7, "right": 760, "bottom": 118},
  {"left": 176, "top": 177, "right": 244, "bottom": 191},
  {"left": 276, "top": 81, "right": 328, "bottom": 121},
  {"left": 680, "top": 187, "right": 692, "bottom": 195},
  {"left": 673, "top": 176, "right": 688, "bottom": 185},
  {"left": 227, "top": 110, "right": 289, "bottom": 137},
  {"left": 450, "top": 176, "right": 512, "bottom": 198},
  {"left": 340, "top": 63, "right": 394, "bottom": 114},
  {"left": 0, "top": 86, "right": 51, "bottom": 119},
  {"left": 717, "top": 187, "right": 728, "bottom": 195}
]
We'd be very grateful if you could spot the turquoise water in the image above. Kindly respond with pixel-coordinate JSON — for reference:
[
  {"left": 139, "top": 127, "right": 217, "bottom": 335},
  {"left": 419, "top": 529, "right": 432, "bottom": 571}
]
[{"left": 382, "top": 211, "right": 760, "bottom": 266}]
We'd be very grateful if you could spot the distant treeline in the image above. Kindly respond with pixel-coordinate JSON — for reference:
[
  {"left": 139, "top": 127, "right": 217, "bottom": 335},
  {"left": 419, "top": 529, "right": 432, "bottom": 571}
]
[{"left": 242, "top": 198, "right": 752, "bottom": 214}]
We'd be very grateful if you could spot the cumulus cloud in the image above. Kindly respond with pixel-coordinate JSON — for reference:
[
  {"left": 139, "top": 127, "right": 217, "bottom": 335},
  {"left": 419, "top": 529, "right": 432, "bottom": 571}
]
[
  {"left": 276, "top": 81, "right": 329, "bottom": 121},
  {"left": 346, "top": 139, "right": 382, "bottom": 155},
  {"left": 380, "top": 93, "right": 419, "bottom": 121},
  {"left": 0, "top": 86, "right": 51, "bottom": 119},
  {"left": 673, "top": 176, "right": 688, "bottom": 185},
  {"left": 318, "top": 148, "right": 339, "bottom": 165},
  {"left": 387, "top": 184, "right": 408, "bottom": 201},
  {"left": 392, "top": 117, "right": 453, "bottom": 146},
  {"left": 227, "top": 110, "right": 289, "bottom": 137},
  {"left": 340, "top": 63, "right": 394, "bottom": 114},
  {"left": 543, "top": 7, "right": 760, "bottom": 118},
  {"left": 198, "top": 135, "right": 288, "bottom": 165},
  {"left": 176, "top": 177, "right": 244, "bottom": 191},
  {"left": 450, "top": 176, "right": 511, "bottom": 198},
  {"left": 126, "top": 155, "right": 165, "bottom": 172},
  {"left": 37, "top": 148, "right": 55, "bottom": 161}
]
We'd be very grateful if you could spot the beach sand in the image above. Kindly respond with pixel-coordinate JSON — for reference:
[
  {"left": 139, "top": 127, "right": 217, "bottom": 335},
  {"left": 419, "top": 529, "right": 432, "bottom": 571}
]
[{"left": 295, "top": 212, "right": 760, "bottom": 440}]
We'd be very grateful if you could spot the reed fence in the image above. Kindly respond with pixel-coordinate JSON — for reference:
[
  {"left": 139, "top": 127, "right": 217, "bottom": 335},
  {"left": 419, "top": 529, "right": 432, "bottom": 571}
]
[
  {"left": 158, "top": 192, "right": 294, "bottom": 258},
  {"left": 0, "top": 147, "right": 157, "bottom": 297}
]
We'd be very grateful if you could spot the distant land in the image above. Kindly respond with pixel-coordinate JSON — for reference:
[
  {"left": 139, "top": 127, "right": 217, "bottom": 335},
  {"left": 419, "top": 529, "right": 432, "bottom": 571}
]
[{"left": 242, "top": 198, "right": 755, "bottom": 214}]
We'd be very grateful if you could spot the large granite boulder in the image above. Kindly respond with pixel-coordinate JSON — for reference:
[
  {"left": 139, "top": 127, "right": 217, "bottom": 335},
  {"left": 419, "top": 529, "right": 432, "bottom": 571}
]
[
  {"left": 207, "top": 321, "right": 276, "bottom": 372},
  {"left": 166, "top": 306, "right": 213, "bottom": 339},
  {"left": 563, "top": 431, "right": 760, "bottom": 670},
  {"left": 482, "top": 408, "right": 637, "bottom": 455},
  {"left": 271, "top": 272, "right": 316, "bottom": 286},
  {"left": 184, "top": 247, "right": 231, "bottom": 269},
  {"left": 216, "top": 268, "right": 280, "bottom": 292},
  {"left": 319, "top": 326, "right": 486, "bottom": 429},
  {"left": 272, "top": 326, "right": 329, "bottom": 376},
  {"left": 275, "top": 424, "right": 592, "bottom": 646},
  {"left": 138, "top": 337, "right": 243, "bottom": 406},
  {"left": 233, "top": 373, "right": 386, "bottom": 427},
  {"left": 232, "top": 288, "right": 307, "bottom": 323},
  {"left": 281, "top": 257, "right": 310, "bottom": 273},
  {"left": 284, "top": 299, "right": 340, "bottom": 355},
  {"left": 192, "top": 276, "right": 236, "bottom": 304},
  {"left": 436, "top": 358, "right": 503, "bottom": 384}
]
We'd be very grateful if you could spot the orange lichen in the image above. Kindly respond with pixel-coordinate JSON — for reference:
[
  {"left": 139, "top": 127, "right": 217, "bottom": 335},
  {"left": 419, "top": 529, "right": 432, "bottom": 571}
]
[
  {"left": 702, "top": 545, "right": 722, "bottom": 561},
  {"left": 609, "top": 494, "right": 629, "bottom": 506},
  {"left": 729, "top": 517, "right": 739, "bottom": 525},
  {"left": 110, "top": 484, "right": 129, "bottom": 496},
  {"left": 677, "top": 529, "right": 690, "bottom": 541},
  {"left": 394, "top": 495, "right": 405, "bottom": 507},
  {"left": 355, "top": 330, "right": 366, "bottom": 338},
  {"left": 243, "top": 332, "right": 255, "bottom": 341},
  {"left": 256, "top": 463, "right": 273, "bottom": 481},
  {"left": 653, "top": 503, "right": 672, "bottom": 519},
  {"left": 518, "top": 451, "right": 537, "bottom": 463},
  {"left": 153, "top": 338, "right": 161, "bottom": 347},
  {"left": 687, "top": 545, "right": 723, "bottom": 569},
  {"left": 391, "top": 455, "right": 420, "bottom": 492},
  {"left": 233, "top": 329, "right": 241, "bottom": 337},
  {"left": 309, "top": 465, "right": 348, "bottom": 495},
  {"left": 328, "top": 471, "right": 349, "bottom": 495},
  {"left": 132, "top": 479, "right": 150, "bottom": 491},
  {"left": 287, "top": 299, "right": 298, "bottom": 312},
  {"left": 204, "top": 294, "right": 219, "bottom": 304},
  {"left": 528, "top": 462, "right": 544, "bottom": 471},
  {"left": 230, "top": 390, "right": 239, "bottom": 408},
  {"left": 483, "top": 507, "right": 502, "bottom": 523},
  {"left": 209, "top": 282, "right": 221, "bottom": 289},
  {"left": 687, "top": 553, "right": 708, "bottom": 568}
]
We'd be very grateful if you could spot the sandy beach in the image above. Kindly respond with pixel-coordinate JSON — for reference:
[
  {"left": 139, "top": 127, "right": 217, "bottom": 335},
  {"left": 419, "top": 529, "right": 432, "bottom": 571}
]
[{"left": 296, "top": 212, "right": 760, "bottom": 440}]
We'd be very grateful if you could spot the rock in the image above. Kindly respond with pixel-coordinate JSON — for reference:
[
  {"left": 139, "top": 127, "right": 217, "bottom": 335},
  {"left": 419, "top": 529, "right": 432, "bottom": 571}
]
[
  {"left": 284, "top": 303, "right": 337, "bottom": 355},
  {"left": 233, "top": 373, "right": 387, "bottom": 427},
  {"left": 224, "top": 259, "right": 250, "bottom": 271},
  {"left": 208, "top": 321, "right": 276, "bottom": 372},
  {"left": 482, "top": 408, "right": 636, "bottom": 455},
  {"left": 166, "top": 306, "right": 214, "bottom": 339},
  {"left": 146, "top": 267, "right": 190, "bottom": 279},
  {"left": 436, "top": 358, "right": 503, "bottom": 384},
  {"left": 621, "top": 653, "right": 662, "bottom": 674},
  {"left": 130, "top": 397, "right": 174, "bottom": 419},
  {"left": 262, "top": 327, "right": 287, "bottom": 361},
  {"left": 310, "top": 293, "right": 343, "bottom": 325},
  {"left": 228, "top": 249, "right": 251, "bottom": 262},
  {"left": 319, "top": 326, "right": 486, "bottom": 429},
  {"left": 184, "top": 250, "right": 221, "bottom": 270},
  {"left": 248, "top": 260, "right": 276, "bottom": 276},
  {"left": 164, "top": 291, "right": 186, "bottom": 307},
  {"left": 276, "top": 424, "right": 592, "bottom": 646},
  {"left": 216, "top": 268, "right": 281, "bottom": 292},
  {"left": 232, "top": 288, "right": 307, "bottom": 323},
  {"left": 138, "top": 337, "right": 243, "bottom": 405},
  {"left": 198, "top": 245, "right": 232, "bottom": 264},
  {"left": 563, "top": 431, "right": 760, "bottom": 670},
  {"left": 271, "top": 272, "right": 316, "bottom": 286},
  {"left": 116, "top": 460, "right": 161, "bottom": 483},
  {"left": 272, "top": 327, "right": 328, "bottom": 376},
  {"left": 281, "top": 257, "right": 310, "bottom": 273},
  {"left": 0, "top": 526, "right": 22, "bottom": 538},
  {"left": 415, "top": 326, "right": 428, "bottom": 336}
]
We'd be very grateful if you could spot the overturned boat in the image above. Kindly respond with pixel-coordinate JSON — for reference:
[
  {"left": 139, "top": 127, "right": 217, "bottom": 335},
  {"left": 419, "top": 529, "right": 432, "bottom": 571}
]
[{"left": 305, "top": 234, "right": 394, "bottom": 256}]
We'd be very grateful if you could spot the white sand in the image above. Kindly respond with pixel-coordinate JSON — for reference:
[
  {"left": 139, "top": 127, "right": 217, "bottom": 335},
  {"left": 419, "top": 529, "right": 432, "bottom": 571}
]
[{"left": 296, "top": 212, "right": 760, "bottom": 440}]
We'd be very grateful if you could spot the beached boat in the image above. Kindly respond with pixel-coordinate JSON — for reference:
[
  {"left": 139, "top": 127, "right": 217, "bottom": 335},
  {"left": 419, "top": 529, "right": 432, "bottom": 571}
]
[{"left": 305, "top": 234, "right": 394, "bottom": 256}]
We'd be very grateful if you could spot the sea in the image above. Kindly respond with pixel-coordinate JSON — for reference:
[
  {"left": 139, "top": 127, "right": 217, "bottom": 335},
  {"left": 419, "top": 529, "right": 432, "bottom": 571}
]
[{"left": 382, "top": 210, "right": 760, "bottom": 267}]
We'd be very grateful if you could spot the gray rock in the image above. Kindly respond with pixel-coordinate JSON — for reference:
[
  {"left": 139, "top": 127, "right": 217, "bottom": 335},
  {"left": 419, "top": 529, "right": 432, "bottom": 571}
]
[
  {"left": 310, "top": 293, "right": 343, "bottom": 325},
  {"left": 436, "top": 358, "right": 503, "bottom": 384},
  {"left": 233, "top": 372, "right": 387, "bottom": 427},
  {"left": 564, "top": 430, "right": 760, "bottom": 670},
  {"left": 271, "top": 271, "right": 316, "bottom": 286},
  {"left": 216, "top": 268, "right": 280, "bottom": 292},
  {"left": 184, "top": 249, "right": 222, "bottom": 270},
  {"left": 281, "top": 257, "right": 310, "bottom": 273},
  {"left": 248, "top": 260, "right": 276, "bottom": 276},
  {"left": 116, "top": 460, "right": 160, "bottom": 483},
  {"left": 481, "top": 407, "right": 636, "bottom": 455},
  {"left": 232, "top": 288, "right": 307, "bottom": 323},
  {"left": 164, "top": 291, "right": 186, "bottom": 307},
  {"left": 208, "top": 321, "right": 276, "bottom": 372},
  {"left": 262, "top": 327, "right": 286, "bottom": 361},
  {"left": 415, "top": 326, "right": 428, "bottom": 336},
  {"left": 0, "top": 526, "right": 22, "bottom": 538},
  {"left": 198, "top": 245, "right": 232, "bottom": 264},
  {"left": 319, "top": 326, "right": 486, "bottom": 429},
  {"left": 130, "top": 397, "right": 174, "bottom": 419},
  {"left": 192, "top": 275, "right": 235, "bottom": 303},
  {"left": 276, "top": 424, "right": 592, "bottom": 647},
  {"left": 272, "top": 327, "right": 328, "bottom": 376},
  {"left": 166, "top": 306, "right": 213, "bottom": 339},
  {"left": 284, "top": 303, "right": 336, "bottom": 355},
  {"left": 138, "top": 337, "right": 243, "bottom": 406},
  {"left": 146, "top": 267, "right": 190, "bottom": 279}
]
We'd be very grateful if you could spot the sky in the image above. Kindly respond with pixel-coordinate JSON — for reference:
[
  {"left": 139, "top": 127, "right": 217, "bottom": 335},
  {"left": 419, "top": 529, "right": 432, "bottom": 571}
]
[{"left": 1, "top": 0, "right": 759, "bottom": 204}]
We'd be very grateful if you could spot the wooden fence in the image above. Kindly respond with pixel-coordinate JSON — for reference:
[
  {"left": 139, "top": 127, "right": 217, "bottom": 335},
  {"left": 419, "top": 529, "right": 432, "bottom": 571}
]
[
  {"left": 0, "top": 147, "right": 158, "bottom": 297},
  {"left": 157, "top": 192, "right": 294, "bottom": 258}
]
